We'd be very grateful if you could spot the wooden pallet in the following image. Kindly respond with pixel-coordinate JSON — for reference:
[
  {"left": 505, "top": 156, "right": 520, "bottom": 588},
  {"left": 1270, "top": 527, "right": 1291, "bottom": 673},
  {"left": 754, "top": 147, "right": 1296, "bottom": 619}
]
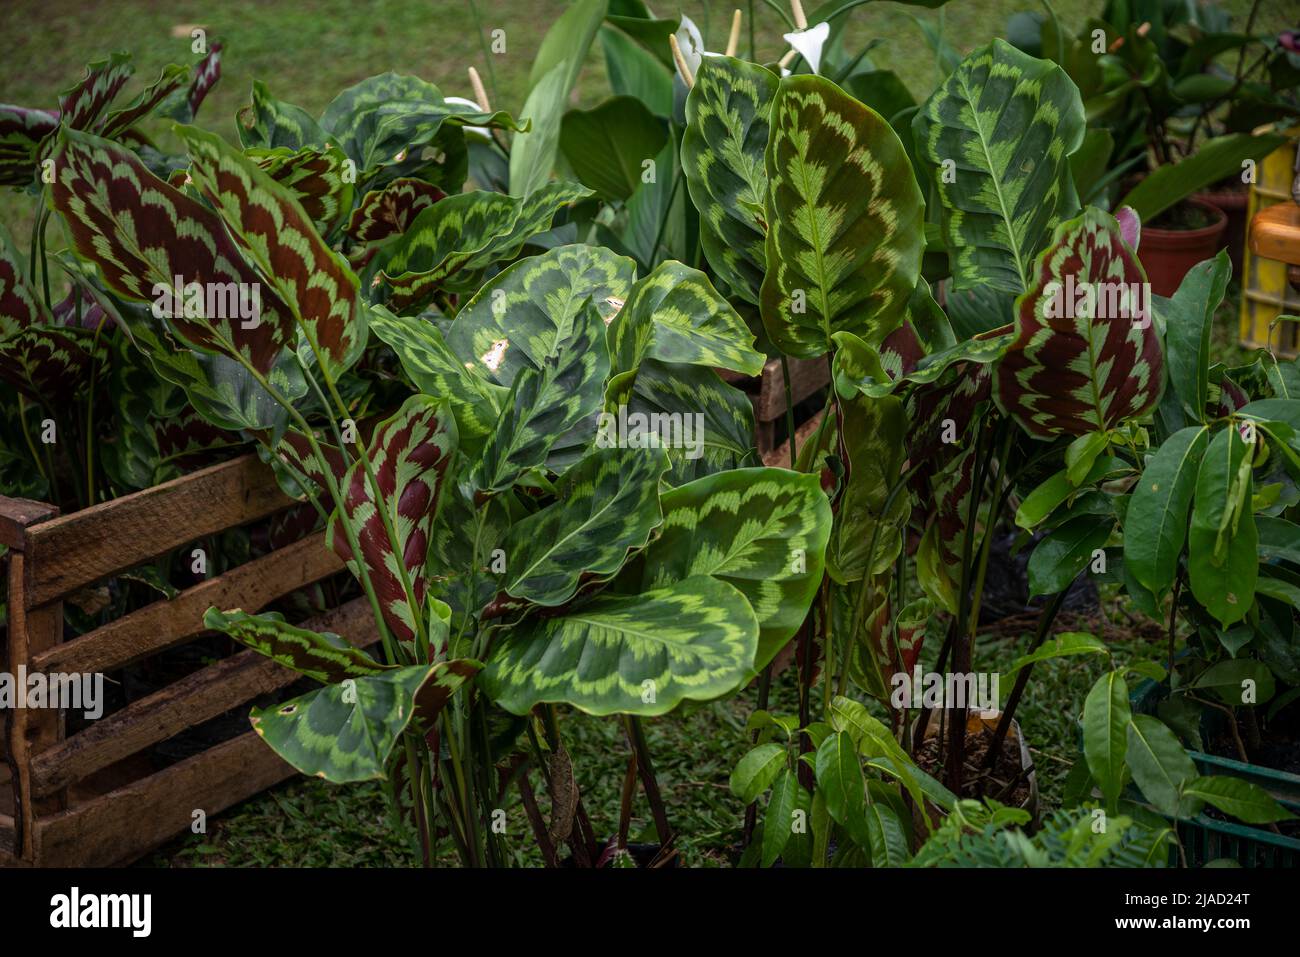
[
  {"left": 721, "top": 355, "right": 830, "bottom": 465},
  {"left": 0, "top": 454, "right": 377, "bottom": 867}
]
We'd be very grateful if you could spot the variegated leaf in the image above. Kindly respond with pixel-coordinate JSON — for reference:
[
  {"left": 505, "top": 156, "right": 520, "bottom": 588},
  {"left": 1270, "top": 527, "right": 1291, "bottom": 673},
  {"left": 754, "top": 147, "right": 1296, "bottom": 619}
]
[
  {"left": 250, "top": 145, "right": 357, "bottom": 236},
  {"left": 760, "top": 74, "right": 924, "bottom": 358},
  {"left": 500, "top": 444, "right": 671, "bottom": 606},
  {"left": 99, "top": 63, "right": 188, "bottom": 139},
  {"left": 181, "top": 43, "right": 222, "bottom": 120},
  {"left": 608, "top": 260, "right": 764, "bottom": 377},
  {"left": 325, "top": 395, "right": 458, "bottom": 643},
  {"left": 994, "top": 206, "right": 1164, "bottom": 438},
  {"left": 0, "top": 327, "right": 99, "bottom": 404},
  {"left": 236, "top": 80, "right": 327, "bottom": 151},
  {"left": 369, "top": 306, "right": 507, "bottom": 454},
  {"left": 0, "top": 105, "right": 59, "bottom": 186},
  {"left": 636, "top": 467, "right": 831, "bottom": 669},
  {"left": 50, "top": 128, "right": 296, "bottom": 374},
  {"left": 472, "top": 300, "right": 609, "bottom": 493},
  {"left": 829, "top": 393, "right": 910, "bottom": 585},
  {"left": 681, "top": 55, "right": 778, "bottom": 304},
  {"left": 58, "top": 52, "right": 134, "bottom": 131},
  {"left": 346, "top": 178, "right": 446, "bottom": 244},
  {"left": 0, "top": 222, "right": 51, "bottom": 338},
  {"left": 204, "top": 607, "right": 390, "bottom": 682},
  {"left": 480, "top": 575, "right": 760, "bottom": 716},
  {"left": 379, "top": 182, "right": 593, "bottom": 311},
  {"left": 913, "top": 39, "right": 1085, "bottom": 294},
  {"left": 177, "top": 124, "right": 368, "bottom": 381}
]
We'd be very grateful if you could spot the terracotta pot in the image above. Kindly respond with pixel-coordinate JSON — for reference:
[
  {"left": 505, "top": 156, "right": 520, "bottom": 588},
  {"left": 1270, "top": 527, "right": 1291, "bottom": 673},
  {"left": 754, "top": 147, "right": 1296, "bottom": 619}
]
[
  {"left": 1138, "top": 198, "right": 1228, "bottom": 297},
  {"left": 1194, "top": 185, "right": 1249, "bottom": 274}
]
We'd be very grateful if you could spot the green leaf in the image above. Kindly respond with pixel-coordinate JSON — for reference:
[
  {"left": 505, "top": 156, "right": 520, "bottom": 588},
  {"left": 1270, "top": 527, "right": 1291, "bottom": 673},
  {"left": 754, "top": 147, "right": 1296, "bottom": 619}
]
[
  {"left": 762, "top": 769, "right": 801, "bottom": 867},
  {"left": 480, "top": 574, "right": 760, "bottom": 716},
  {"left": 176, "top": 124, "right": 368, "bottom": 382},
  {"left": 864, "top": 801, "right": 910, "bottom": 867},
  {"left": 814, "top": 731, "right": 866, "bottom": 829},
  {"left": 204, "top": 608, "right": 389, "bottom": 682},
  {"left": 1183, "top": 775, "right": 1296, "bottom": 825},
  {"left": 1065, "top": 431, "right": 1109, "bottom": 486},
  {"left": 1188, "top": 425, "right": 1258, "bottom": 627},
  {"left": 1118, "top": 132, "right": 1287, "bottom": 221},
  {"left": 608, "top": 259, "right": 764, "bottom": 377},
  {"left": 1162, "top": 252, "right": 1231, "bottom": 423},
  {"left": 829, "top": 394, "right": 909, "bottom": 583},
  {"left": 636, "top": 467, "right": 831, "bottom": 669},
  {"left": 994, "top": 206, "right": 1165, "bottom": 438},
  {"left": 760, "top": 73, "right": 924, "bottom": 358},
  {"left": 250, "top": 663, "right": 473, "bottom": 783},
  {"left": 1001, "top": 631, "right": 1108, "bottom": 684},
  {"left": 731, "top": 742, "right": 787, "bottom": 802},
  {"left": 1124, "top": 425, "right": 1210, "bottom": 598},
  {"left": 1126, "top": 714, "right": 1201, "bottom": 819},
  {"left": 1015, "top": 454, "right": 1127, "bottom": 529},
  {"left": 1027, "top": 514, "right": 1113, "bottom": 597},
  {"left": 913, "top": 39, "right": 1085, "bottom": 294},
  {"left": 1191, "top": 659, "right": 1275, "bottom": 706},
  {"left": 237, "top": 80, "right": 326, "bottom": 151},
  {"left": 681, "top": 55, "right": 779, "bottom": 304},
  {"left": 560, "top": 96, "right": 667, "bottom": 202},
  {"left": 1083, "top": 670, "right": 1130, "bottom": 810},
  {"left": 501, "top": 444, "right": 671, "bottom": 606}
]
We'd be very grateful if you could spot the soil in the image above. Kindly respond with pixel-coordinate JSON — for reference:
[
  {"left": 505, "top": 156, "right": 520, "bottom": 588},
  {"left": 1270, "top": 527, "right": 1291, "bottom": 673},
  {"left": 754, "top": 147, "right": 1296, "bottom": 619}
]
[
  {"left": 1149, "top": 201, "right": 1219, "bottom": 231},
  {"left": 915, "top": 720, "right": 1033, "bottom": 808}
]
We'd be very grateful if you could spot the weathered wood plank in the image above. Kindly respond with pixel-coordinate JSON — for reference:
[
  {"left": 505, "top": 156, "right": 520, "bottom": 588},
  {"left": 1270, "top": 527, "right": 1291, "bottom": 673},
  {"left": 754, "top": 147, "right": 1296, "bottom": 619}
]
[
  {"left": 30, "top": 598, "right": 376, "bottom": 797},
  {"left": 761, "top": 409, "right": 827, "bottom": 468},
  {"left": 754, "top": 356, "right": 829, "bottom": 422},
  {"left": 0, "top": 497, "right": 58, "bottom": 551},
  {"left": 22, "top": 455, "right": 294, "bottom": 607},
  {"left": 0, "top": 813, "right": 15, "bottom": 858},
  {"left": 33, "top": 729, "right": 297, "bottom": 867},
  {"left": 33, "top": 531, "right": 342, "bottom": 676}
]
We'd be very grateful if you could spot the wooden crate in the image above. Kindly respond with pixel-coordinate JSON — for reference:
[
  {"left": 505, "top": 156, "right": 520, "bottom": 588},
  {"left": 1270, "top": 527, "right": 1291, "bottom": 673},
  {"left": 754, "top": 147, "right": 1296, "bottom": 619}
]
[
  {"left": 721, "top": 356, "right": 830, "bottom": 466},
  {"left": 0, "top": 454, "right": 378, "bottom": 867}
]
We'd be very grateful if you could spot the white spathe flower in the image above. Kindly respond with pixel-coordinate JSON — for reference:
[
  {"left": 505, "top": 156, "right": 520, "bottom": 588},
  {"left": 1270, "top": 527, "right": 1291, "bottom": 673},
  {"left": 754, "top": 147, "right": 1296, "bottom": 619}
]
[
  {"left": 673, "top": 14, "right": 723, "bottom": 82},
  {"left": 444, "top": 96, "right": 490, "bottom": 139},
  {"left": 783, "top": 21, "right": 830, "bottom": 75}
]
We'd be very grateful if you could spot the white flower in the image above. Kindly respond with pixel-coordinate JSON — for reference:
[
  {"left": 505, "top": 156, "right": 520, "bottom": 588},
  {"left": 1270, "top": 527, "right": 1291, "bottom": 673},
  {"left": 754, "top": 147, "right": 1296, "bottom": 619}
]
[
  {"left": 444, "top": 96, "right": 490, "bottom": 139},
  {"left": 783, "top": 21, "right": 830, "bottom": 75}
]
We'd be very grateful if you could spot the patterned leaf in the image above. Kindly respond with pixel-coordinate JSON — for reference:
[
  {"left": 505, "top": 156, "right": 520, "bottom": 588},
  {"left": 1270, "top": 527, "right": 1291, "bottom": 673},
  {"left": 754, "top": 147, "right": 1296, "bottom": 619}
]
[
  {"left": 608, "top": 260, "right": 764, "bottom": 377},
  {"left": 237, "top": 80, "right": 327, "bottom": 151},
  {"left": 480, "top": 575, "right": 760, "bottom": 716},
  {"left": 0, "top": 327, "right": 99, "bottom": 404},
  {"left": 559, "top": 95, "right": 668, "bottom": 202},
  {"left": 98, "top": 63, "right": 188, "bottom": 139},
  {"left": 182, "top": 43, "right": 223, "bottom": 120},
  {"left": 250, "top": 663, "right": 472, "bottom": 783},
  {"left": 325, "top": 395, "right": 458, "bottom": 643},
  {"left": 425, "top": 464, "right": 512, "bottom": 622},
  {"left": 472, "top": 300, "right": 609, "bottom": 493},
  {"left": 319, "top": 73, "right": 526, "bottom": 178},
  {"left": 829, "top": 394, "right": 910, "bottom": 584},
  {"left": 369, "top": 306, "right": 507, "bottom": 454},
  {"left": 994, "top": 206, "right": 1164, "bottom": 438},
  {"left": 833, "top": 326, "right": 1011, "bottom": 400},
  {"left": 0, "top": 104, "right": 59, "bottom": 186},
  {"left": 58, "top": 52, "right": 134, "bottom": 131},
  {"left": 682, "top": 55, "right": 778, "bottom": 304},
  {"left": 204, "top": 607, "right": 390, "bottom": 683},
  {"left": 379, "top": 183, "right": 593, "bottom": 311},
  {"left": 760, "top": 74, "right": 924, "bottom": 358},
  {"left": 50, "top": 128, "right": 296, "bottom": 374},
  {"left": 913, "top": 39, "right": 1085, "bottom": 294},
  {"left": 346, "top": 178, "right": 446, "bottom": 244},
  {"left": 177, "top": 124, "right": 368, "bottom": 381},
  {"left": 500, "top": 444, "right": 671, "bottom": 606},
  {"left": 635, "top": 467, "right": 830, "bottom": 669},
  {"left": 251, "top": 145, "right": 357, "bottom": 236},
  {"left": 0, "top": 222, "right": 51, "bottom": 338}
]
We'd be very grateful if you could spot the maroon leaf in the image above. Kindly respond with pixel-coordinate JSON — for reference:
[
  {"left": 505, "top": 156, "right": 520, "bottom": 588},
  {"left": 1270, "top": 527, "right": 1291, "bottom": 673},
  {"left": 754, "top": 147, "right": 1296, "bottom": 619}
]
[{"left": 346, "top": 178, "right": 446, "bottom": 244}]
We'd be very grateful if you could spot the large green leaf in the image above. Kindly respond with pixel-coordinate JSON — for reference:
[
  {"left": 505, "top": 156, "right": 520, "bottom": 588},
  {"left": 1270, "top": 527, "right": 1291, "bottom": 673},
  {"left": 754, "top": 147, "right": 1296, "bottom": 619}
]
[
  {"left": 50, "top": 128, "right": 295, "bottom": 374},
  {"left": 730, "top": 742, "right": 787, "bottom": 802},
  {"left": 250, "top": 662, "right": 475, "bottom": 783},
  {"left": 681, "top": 55, "right": 779, "bottom": 304},
  {"left": 636, "top": 467, "right": 831, "bottom": 669},
  {"left": 1027, "top": 514, "right": 1113, "bottom": 596},
  {"left": 913, "top": 38, "right": 1085, "bottom": 294},
  {"left": 500, "top": 444, "right": 671, "bottom": 606},
  {"left": 204, "top": 608, "right": 389, "bottom": 682},
  {"left": 1187, "top": 425, "right": 1258, "bottom": 627},
  {"left": 1118, "top": 132, "right": 1288, "bottom": 221},
  {"left": 480, "top": 574, "right": 760, "bottom": 716},
  {"left": 829, "top": 393, "right": 909, "bottom": 584},
  {"left": 814, "top": 731, "right": 867, "bottom": 834},
  {"left": 560, "top": 95, "right": 667, "bottom": 202},
  {"left": 762, "top": 768, "right": 801, "bottom": 868},
  {"left": 379, "top": 183, "right": 593, "bottom": 311},
  {"left": 1126, "top": 714, "right": 1200, "bottom": 819},
  {"left": 1161, "top": 251, "right": 1231, "bottom": 423},
  {"left": 1183, "top": 775, "right": 1295, "bottom": 825},
  {"left": 177, "top": 124, "right": 368, "bottom": 382},
  {"left": 607, "top": 259, "right": 764, "bottom": 377},
  {"left": 760, "top": 73, "right": 924, "bottom": 358},
  {"left": 994, "top": 206, "right": 1165, "bottom": 438},
  {"left": 237, "top": 80, "right": 327, "bottom": 151},
  {"left": 1083, "top": 670, "right": 1130, "bottom": 810},
  {"left": 325, "top": 395, "right": 458, "bottom": 643},
  {"left": 1123, "top": 425, "right": 1210, "bottom": 598}
]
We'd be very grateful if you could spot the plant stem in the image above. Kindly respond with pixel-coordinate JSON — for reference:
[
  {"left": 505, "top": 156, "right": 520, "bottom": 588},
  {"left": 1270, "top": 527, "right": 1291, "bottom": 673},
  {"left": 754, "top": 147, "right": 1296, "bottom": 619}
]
[
  {"left": 780, "top": 356, "right": 798, "bottom": 468},
  {"left": 16, "top": 396, "right": 48, "bottom": 486},
  {"left": 627, "top": 715, "right": 673, "bottom": 846}
]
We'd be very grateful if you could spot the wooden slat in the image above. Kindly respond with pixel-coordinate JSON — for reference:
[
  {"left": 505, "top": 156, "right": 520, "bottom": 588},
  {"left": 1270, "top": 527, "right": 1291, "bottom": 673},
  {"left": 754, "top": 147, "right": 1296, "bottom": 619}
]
[
  {"left": 30, "top": 598, "right": 376, "bottom": 797},
  {"left": 0, "top": 497, "right": 58, "bottom": 551},
  {"left": 762, "top": 409, "right": 827, "bottom": 467},
  {"left": 33, "top": 729, "right": 296, "bottom": 867},
  {"left": 754, "top": 356, "right": 830, "bottom": 422},
  {"left": 1250, "top": 202, "right": 1300, "bottom": 265},
  {"left": 0, "top": 813, "right": 13, "bottom": 857},
  {"left": 33, "top": 531, "right": 343, "bottom": 676},
  {"left": 21, "top": 454, "right": 293, "bottom": 607}
]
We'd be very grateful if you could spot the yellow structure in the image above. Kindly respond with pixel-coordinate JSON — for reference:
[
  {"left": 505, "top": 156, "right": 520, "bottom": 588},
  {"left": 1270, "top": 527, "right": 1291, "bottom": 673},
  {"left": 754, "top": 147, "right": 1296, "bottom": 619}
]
[{"left": 1240, "top": 128, "right": 1299, "bottom": 358}]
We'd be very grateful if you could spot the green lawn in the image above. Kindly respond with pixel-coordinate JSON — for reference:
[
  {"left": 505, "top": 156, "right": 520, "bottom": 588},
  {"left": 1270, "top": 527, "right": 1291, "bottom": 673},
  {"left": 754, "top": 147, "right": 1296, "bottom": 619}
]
[{"left": 0, "top": 0, "right": 1288, "bottom": 867}]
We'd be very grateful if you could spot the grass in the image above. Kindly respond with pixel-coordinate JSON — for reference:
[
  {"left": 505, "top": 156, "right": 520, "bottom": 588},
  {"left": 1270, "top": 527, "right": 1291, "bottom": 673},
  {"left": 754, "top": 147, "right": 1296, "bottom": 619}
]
[{"left": 0, "top": 0, "right": 1287, "bottom": 866}]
